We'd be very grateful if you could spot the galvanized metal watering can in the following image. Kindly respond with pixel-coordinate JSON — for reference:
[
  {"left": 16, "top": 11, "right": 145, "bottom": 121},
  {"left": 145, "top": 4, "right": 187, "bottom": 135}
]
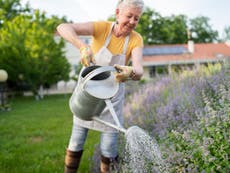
[{"left": 69, "top": 65, "right": 127, "bottom": 133}]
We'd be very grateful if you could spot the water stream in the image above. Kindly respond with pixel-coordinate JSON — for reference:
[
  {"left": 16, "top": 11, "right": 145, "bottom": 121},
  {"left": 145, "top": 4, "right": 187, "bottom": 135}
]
[{"left": 121, "top": 126, "right": 169, "bottom": 173}]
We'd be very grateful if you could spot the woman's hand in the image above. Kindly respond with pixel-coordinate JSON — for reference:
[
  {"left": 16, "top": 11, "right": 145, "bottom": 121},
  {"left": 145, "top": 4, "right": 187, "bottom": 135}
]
[
  {"left": 80, "top": 46, "right": 96, "bottom": 67},
  {"left": 114, "top": 64, "right": 135, "bottom": 82}
]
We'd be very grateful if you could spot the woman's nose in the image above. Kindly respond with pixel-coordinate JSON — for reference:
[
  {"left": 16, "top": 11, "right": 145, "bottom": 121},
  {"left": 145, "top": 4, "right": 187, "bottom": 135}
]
[{"left": 129, "top": 18, "right": 136, "bottom": 24}]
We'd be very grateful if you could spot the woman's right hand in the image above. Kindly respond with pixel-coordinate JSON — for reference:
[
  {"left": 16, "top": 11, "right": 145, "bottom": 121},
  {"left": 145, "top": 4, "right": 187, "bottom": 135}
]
[{"left": 79, "top": 46, "right": 96, "bottom": 67}]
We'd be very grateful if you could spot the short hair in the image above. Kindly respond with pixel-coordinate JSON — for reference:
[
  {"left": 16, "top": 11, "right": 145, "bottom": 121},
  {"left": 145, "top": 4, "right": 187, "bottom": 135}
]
[{"left": 117, "top": 0, "right": 145, "bottom": 12}]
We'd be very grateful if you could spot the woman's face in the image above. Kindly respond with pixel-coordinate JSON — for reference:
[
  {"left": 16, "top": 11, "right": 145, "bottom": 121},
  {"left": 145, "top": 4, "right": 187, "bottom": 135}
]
[{"left": 116, "top": 6, "right": 142, "bottom": 35}]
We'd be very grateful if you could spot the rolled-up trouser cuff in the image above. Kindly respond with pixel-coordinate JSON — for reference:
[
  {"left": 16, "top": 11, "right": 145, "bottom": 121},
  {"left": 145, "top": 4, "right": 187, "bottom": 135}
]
[{"left": 100, "top": 132, "right": 118, "bottom": 158}]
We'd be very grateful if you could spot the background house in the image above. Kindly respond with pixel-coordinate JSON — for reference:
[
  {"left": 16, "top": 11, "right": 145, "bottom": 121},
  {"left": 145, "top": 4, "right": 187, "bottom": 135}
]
[{"left": 143, "top": 42, "right": 230, "bottom": 78}]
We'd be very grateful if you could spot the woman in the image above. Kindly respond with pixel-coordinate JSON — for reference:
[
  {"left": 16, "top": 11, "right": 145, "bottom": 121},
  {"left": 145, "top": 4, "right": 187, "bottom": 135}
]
[{"left": 57, "top": 0, "right": 144, "bottom": 172}]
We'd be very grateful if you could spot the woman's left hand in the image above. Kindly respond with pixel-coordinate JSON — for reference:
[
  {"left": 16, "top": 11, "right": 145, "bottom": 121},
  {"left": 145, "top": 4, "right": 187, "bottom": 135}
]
[{"left": 114, "top": 64, "right": 134, "bottom": 82}]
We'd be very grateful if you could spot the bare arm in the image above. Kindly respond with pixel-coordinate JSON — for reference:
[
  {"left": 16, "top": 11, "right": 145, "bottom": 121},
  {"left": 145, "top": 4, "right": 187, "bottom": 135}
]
[
  {"left": 131, "top": 47, "right": 144, "bottom": 80},
  {"left": 56, "top": 22, "right": 94, "bottom": 49}
]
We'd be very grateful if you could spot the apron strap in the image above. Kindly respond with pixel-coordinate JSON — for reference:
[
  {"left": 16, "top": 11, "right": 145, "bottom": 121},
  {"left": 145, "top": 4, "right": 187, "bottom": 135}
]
[
  {"left": 122, "top": 35, "right": 130, "bottom": 55},
  {"left": 104, "top": 22, "right": 130, "bottom": 55},
  {"left": 104, "top": 22, "right": 115, "bottom": 48}
]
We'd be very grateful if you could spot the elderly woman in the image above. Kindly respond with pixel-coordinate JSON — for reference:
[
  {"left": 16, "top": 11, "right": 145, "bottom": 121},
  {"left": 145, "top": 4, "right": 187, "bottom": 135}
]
[{"left": 57, "top": 0, "right": 144, "bottom": 172}]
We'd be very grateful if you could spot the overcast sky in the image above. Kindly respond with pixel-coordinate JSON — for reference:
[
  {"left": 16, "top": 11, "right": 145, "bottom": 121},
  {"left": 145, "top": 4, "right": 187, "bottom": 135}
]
[{"left": 21, "top": 0, "right": 230, "bottom": 36}]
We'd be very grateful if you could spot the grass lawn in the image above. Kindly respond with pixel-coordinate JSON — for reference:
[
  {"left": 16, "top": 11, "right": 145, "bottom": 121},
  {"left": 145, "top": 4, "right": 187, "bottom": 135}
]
[{"left": 0, "top": 94, "right": 100, "bottom": 173}]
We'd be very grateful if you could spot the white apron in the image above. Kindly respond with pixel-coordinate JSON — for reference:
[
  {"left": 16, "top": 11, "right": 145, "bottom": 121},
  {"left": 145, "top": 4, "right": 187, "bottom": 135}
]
[{"left": 74, "top": 23, "right": 130, "bottom": 132}]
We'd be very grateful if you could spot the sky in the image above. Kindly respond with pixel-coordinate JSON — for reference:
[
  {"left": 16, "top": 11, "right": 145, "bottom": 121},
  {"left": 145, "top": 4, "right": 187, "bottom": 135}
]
[{"left": 21, "top": 0, "right": 230, "bottom": 36}]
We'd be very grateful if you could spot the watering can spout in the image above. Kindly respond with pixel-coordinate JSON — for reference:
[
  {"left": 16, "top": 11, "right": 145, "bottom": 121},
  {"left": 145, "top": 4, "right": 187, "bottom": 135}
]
[{"left": 93, "top": 117, "right": 127, "bottom": 134}]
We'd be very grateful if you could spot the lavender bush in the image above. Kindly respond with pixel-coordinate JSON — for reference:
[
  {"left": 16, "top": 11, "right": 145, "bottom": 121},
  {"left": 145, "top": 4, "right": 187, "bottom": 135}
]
[
  {"left": 123, "top": 62, "right": 229, "bottom": 172},
  {"left": 124, "top": 73, "right": 207, "bottom": 137}
]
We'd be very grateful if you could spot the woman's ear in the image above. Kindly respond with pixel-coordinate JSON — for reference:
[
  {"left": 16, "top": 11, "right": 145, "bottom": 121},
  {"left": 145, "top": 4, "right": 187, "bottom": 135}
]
[
  {"left": 115, "top": 8, "right": 120, "bottom": 23},
  {"left": 115, "top": 8, "right": 120, "bottom": 18}
]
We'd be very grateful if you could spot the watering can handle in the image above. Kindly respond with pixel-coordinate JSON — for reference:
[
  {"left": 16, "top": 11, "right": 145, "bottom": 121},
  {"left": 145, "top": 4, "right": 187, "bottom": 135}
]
[{"left": 81, "top": 66, "right": 117, "bottom": 88}]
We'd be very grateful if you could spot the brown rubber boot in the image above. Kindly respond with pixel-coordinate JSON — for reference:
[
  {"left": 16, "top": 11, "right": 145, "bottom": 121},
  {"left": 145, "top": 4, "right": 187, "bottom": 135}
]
[
  {"left": 64, "top": 149, "right": 83, "bottom": 173},
  {"left": 100, "top": 155, "right": 119, "bottom": 173}
]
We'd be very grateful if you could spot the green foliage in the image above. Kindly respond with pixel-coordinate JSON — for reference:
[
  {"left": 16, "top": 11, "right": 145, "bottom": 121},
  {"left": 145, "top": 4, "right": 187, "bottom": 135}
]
[
  {"left": 0, "top": 0, "right": 30, "bottom": 28},
  {"left": 163, "top": 15, "right": 188, "bottom": 44},
  {"left": 189, "top": 16, "right": 219, "bottom": 43},
  {"left": 134, "top": 7, "right": 219, "bottom": 44},
  {"left": 72, "top": 64, "right": 83, "bottom": 81},
  {"left": 176, "top": 63, "right": 222, "bottom": 79},
  {"left": 135, "top": 7, "right": 187, "bottom": 45},
  {"left": 0, "top": 95, "right": 100, "bottom": 173},
  {"left": 223, "top": 26, "right": 230, "bottom": 42},
  {"left": 0, "top": 0, "right": 20, "bottom": 20},
  {"left": 135, "top": 7, "right": 161, "bottom": 44},
  {"left": 0, "top": 10, "right": 70, "bottom": 95}
]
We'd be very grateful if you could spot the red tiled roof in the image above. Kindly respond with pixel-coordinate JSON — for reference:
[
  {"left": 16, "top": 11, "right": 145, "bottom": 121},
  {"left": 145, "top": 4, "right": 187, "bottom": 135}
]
[{"left": 143, "top": 43, "right": 230, "bottom": 66}]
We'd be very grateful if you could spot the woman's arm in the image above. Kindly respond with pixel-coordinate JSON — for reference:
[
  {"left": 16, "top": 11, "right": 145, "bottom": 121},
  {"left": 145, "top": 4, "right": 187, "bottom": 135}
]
[
  {"left": 131, "top": 46, "right": 144, "bottom": 80},
  {"left": 56, "top": 22, "right": 94, "bottom": 49},
  {"left": 56, "top": 22, "right": 95, "bottom": 66}
]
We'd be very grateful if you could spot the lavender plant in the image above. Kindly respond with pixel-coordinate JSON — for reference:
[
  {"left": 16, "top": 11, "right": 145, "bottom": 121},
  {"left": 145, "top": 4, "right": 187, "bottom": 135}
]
[
  {"left": 165, "top": 78, "right": 229, "bottom": 172},
  {"left": 123, "top": 62, "right": 229, "bottom": 172}
]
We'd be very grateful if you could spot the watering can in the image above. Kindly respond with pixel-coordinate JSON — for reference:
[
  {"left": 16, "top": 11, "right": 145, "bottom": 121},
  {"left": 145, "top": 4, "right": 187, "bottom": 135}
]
[{"left": 69, "top": 65, "right": 127, "bottom": 133}]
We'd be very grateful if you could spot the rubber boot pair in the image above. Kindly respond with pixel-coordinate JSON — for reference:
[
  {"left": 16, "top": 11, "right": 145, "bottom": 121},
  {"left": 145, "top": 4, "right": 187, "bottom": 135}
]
[
  {"left": 64, "top": 149, "right": 83, "bottom": 173},
  {"left": 100, "top": 155, "right": 119, "bottom": 173}
]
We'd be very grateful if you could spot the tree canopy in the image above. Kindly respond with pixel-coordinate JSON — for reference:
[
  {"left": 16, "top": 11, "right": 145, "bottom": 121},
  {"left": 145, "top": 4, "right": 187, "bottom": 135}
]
[
  {"left": 223, "top": 26, "right": 230, "bottom": 42},
  {"left": 0, "top": 0, "right": 70, "bottom": 97},
  {"left": 189, "top": 16, "right": 219, "bottom": 43},
  {"left": 0, "top": 0, "right": 30, "bottom": 27},
  {"left": 134, "top": 7, "right": 220, "bottom": 45}
]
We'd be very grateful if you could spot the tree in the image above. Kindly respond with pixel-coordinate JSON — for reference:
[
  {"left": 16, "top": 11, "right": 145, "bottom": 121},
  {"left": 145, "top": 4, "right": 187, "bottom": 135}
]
[
  {"left": 189, "top": 16, "right": 219, "bottom": 43},
  {"left": 0, "top": 10, "right": 70, "bottom": 98},
  {"left": 0, "top": 0, "right": 30, "bottom": 28},
  {"left": 135, "top": 8, "right": 188, "bottom": 44},
  {"left": 162, "top": 15, "right": 188, "bottom": 44},
  {"left": 223, "top": 26, "right": 230, "bottom": 42},
  {"left": 135, "top": 7, "right": 159, "bottom": 44}
]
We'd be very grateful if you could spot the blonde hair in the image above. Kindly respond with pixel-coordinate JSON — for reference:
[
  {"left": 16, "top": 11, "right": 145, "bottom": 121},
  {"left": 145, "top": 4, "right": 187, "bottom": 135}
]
[{"left": 117, "top": 0, "right": 144, "bottom": 12}]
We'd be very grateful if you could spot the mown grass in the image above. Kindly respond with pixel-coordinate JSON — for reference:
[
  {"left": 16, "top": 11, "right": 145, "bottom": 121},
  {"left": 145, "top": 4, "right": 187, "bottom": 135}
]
[{"left": 0, "top": 94, "right": 100, "bottom": 173}]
